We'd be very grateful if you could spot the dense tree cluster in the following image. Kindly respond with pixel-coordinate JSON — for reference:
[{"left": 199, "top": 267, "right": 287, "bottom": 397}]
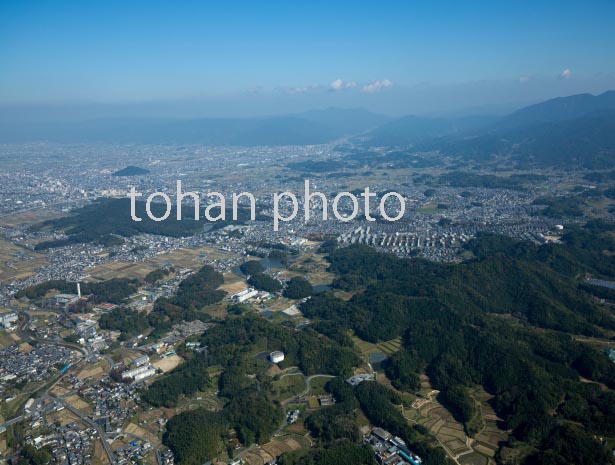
[
  {"left": 226, "top": 392, "right": 284, "bottom": 445},
  {"left": 143, "top": 353, "right": 210, "bottom": 407},
  {"left": 283, "top": 276, "right": 313, "bottom": 299},
  {"left": 306, "top": 224, "right": 615, "bottom": 463},
  {"left": 164, "top": 409, "right": 228, "bottom": 465},
  {"left": 278, "top": 445, "right": 376, "bottom": 465},
  {"left": 15, "top": 278, "right": 139, "bottom": 304},
  {"left": 31, "top": 198, "right": 265, "bottom": 249},
  {"left": 144, "top": 267, "right": 172, "bottom": 284},
  {"left": 98, "top": 307, "right": 150, "bottom": 337},
  {"left": 152, "top": 265, "right": 226, "bottom": 324},
  {"left": 239, "top": 259, "right": 264, "bottom": 275},
  {"left": 247, "top": 272, "right": 282, "bottom": 293},
  {"left": 200, "top": 316, "right": 358, "bottom": 377}
]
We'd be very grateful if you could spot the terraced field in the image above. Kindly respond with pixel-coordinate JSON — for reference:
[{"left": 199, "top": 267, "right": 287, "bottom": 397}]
[
  {"left": 471, "top": 390, "right": 509, "bottom": 459},
  {"left": 242, "top": 433, "right": 310, "bottom": 465},
  {"left": 416, "top": 402, "right": 473, "bottom": 458}
]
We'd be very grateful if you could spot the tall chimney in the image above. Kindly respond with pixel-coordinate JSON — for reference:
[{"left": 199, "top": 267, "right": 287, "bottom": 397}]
[{"left": 77, "top": 282, "right": 81, "bottom": 299}]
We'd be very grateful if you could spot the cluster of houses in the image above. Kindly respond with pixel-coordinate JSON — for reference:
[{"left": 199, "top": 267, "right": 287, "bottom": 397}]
[{"left": 27, "top": 422, "right": 97, "bottom": 465}]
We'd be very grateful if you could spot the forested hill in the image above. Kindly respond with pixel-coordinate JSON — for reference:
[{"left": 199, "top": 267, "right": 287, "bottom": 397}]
[
  {"left": 301, "top": 222, "right": 615, "bottom": 464},
  {"left": 363, "top": 91, "right": 615, "bottom": 169},
  {"left": 112, "top": 165, "right": 150, "bottom": 176},
  {"left": 30, "top": 197, "right": 264, "bottom": 250}
]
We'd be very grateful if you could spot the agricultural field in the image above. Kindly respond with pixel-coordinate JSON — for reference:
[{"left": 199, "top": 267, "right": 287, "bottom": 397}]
[
  {"left": 0, "top": 237, "right": 48, "bottom": 282},
  {"left": 242, "top": 433, "right": 310, "bottom": 465},
  {"left": 352, "top": 336, "right": 402, "bottom": 371},
  {"left": 219, "top": 271, "right": 248, "bottom": 295},
  {"left": 403, "top": 381, "right": 506, "bottom": 465},
  {"left": 88, "top": 245, "right": 239, "bottom": 281},
  {"left": 93, "top": 437, "right": 112, "bottom": 465},
  {"left": 124, "top": 422, "right": 161, "bottom": 447},
  {"left": 287, "top": 251, "right": 335, "bottom": 287},
  {"left": 65, "top": 394, "right": 93, "bottom": 414},
  {"left": 470, "top": 389, "right": 509, "bottom": 459},
  {"left": 0, "top": 330, "right": 20, "bottom": 349},
  {"left": 77, "top": 361, "right": 108, "bottom": 381}
]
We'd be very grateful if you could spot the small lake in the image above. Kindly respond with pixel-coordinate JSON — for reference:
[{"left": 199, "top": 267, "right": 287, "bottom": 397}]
[{"left": 313, "top": 283, "right": 332, "bottom": 293}]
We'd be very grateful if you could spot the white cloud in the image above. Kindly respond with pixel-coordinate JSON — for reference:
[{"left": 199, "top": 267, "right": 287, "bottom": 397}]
[
  {"left": 560, "top": 68, "right": 572, "bottom": 79},
  {"left": 329, "top": 79, "right": 357, "bottom": 91},
  {"left": 361, "top": 79, "right": 394, "bottom": 93},
  {"left": 330, "top": 78, "right": 344, "bottom": 90},
  {"left": 518, "top": 75, "right": 534, "bottom": 84},
  {"left": 280, "top": 84, "right": 320, "bottom": 94}
]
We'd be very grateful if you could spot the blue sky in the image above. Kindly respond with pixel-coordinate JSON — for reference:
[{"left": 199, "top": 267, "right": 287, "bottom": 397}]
[{"left": 1, "top": 0, "right": 614, "bottom": 116}]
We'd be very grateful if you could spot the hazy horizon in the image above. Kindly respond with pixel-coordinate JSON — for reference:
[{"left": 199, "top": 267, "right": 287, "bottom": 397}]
[{"left": 2, "top": 1, "right": 615, "bottom": 121}]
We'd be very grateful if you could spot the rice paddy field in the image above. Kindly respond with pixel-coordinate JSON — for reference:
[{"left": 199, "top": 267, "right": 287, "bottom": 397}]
[
  {"left": 88, "top": 245, "right": 240, "bottom": 281},
  {"left": 242, "top": 433, "right": 310, "bottom": 465},
  {"left": 0, "top": 238, "right": 48, "bottom": 282},
  {"left": 402, "top": 381, "right": 506, "bottom": 465}
]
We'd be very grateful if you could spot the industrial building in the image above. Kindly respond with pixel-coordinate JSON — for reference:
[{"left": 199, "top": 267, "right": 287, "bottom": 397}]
[
  {"left": 132, "top": 354, "right": 150, "bottom": 367},
  {"left": 268, "top": 351, "right": 285, "bottom": 364},
  {"left": 0, "top": 311, "right": 18, "bottom": 329},
  {"left": 232, "top": 287, "right": 259, "bottom": 303},
  {"left": 122, "top": 364, "right": 156, "bottom": 382}
]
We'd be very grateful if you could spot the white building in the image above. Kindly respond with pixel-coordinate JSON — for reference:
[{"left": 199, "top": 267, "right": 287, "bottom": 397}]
[
  {"left": 269, "top": 351, "right": 285, "bottom": 364},
  {"left": 123, "top": 364, "right": 155, "bottom": 380},
  {"left": 132, "top": 354, "right": 150, "bottom": 367},
  {"left": 133, "top": 367, "right": 156, "bottom": 382},
  {"left": 232, "top": 288, "right": 259, "bottom": 303},
  {"left": 0, "top": 311, "right": 18, "bottom": 329}
]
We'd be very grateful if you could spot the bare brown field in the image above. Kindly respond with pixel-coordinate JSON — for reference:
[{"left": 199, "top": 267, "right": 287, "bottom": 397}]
[
  {"left": 0, "top": 331, "right": 20, "bottom": 349},
  {"left": 289, "top": 252, "right": 335, "bottom": 286},
  {"left": 152, "top": 354, "right": 182, "bottom": 373},
  {"left": 0, "top": 238, "right": 48, "bottom": 282},
  {"left": 19, "top": 342, "right": 34, "bottom": 353},
  {"left": 46, "top": 408, "right": 81, "bottom": 426},
  {"left": 446, "top": 438, "right": 468, "bottom": 454},
  {"left": 219, "top": 273, "right": 247, "bottom": 294},
  {"left": 65, "top": 394, "right": 93, "bottom": 413},
  {"left": 49, "top": 384, "right": 72, "bottom": 397},
  {"left": 93, "top": 438, "right": 112, "bottom": 465},
  {"left": 125, "top": 422, "right": 161, "bottom": 446},
  {"left": 89, "top": 245, "right": 240, "bottom": 281},
  {"left": 77, "top": 364, "right": 105, "bottom": 381},
  {"left": 243, "top": 434, "right": 310, "bottom": 465},
  {"left": 0, "top": 210, "right": 65, "bottom": 228}
]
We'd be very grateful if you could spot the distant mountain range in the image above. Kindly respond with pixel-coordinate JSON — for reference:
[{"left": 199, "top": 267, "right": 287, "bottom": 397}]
[
  {"left": 363, "top": 90, "right": 615, "bottom": 168},
  {"left": 2, "top": 92, "right": 615, "bottom": 168},
  {"left": 0, "top": 108, "right": 389, "bottom": 146}
]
